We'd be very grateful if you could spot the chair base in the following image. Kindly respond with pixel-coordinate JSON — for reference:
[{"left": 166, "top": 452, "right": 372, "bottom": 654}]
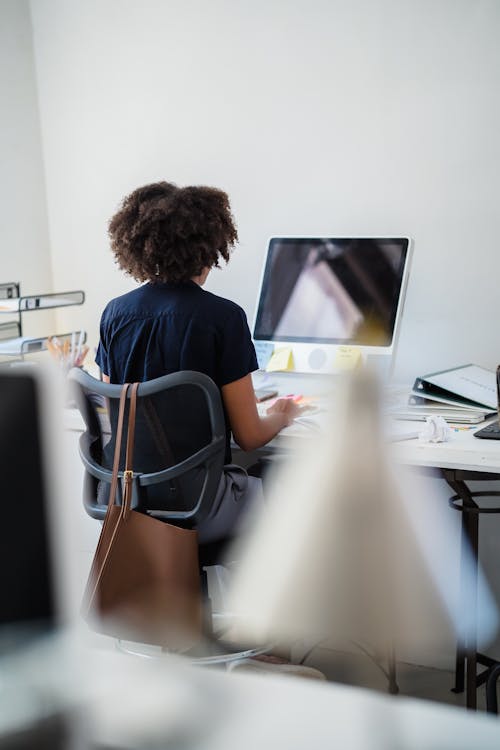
[{"left": 115, "top": 636, "right": 272, "bottom": 668}]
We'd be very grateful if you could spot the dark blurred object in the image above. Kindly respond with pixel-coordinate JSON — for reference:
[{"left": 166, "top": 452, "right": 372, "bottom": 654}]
[
  {"left": 0, "top": 371, "right": 56, "bottom": 646},
  {"left": 0, "top": 713, "right": 70, "bottom": 750}
]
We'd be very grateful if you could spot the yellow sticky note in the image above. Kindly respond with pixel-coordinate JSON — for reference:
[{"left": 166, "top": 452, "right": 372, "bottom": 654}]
[
  {"left": 266, "top": 347, "right": 295, "bottom": 372},
  {"left": 334, "top": 346, "right": 362, "bottom": 370}
]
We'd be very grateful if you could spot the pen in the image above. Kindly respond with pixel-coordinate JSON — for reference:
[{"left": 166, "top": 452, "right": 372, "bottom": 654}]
[
  {"left": 75, "top": 345, "right": 89, "bottom": 367},
  {"left": 75, "top": 329, "right": 84, "bottom": 363},
  {"left": 46, "top": 336, "right": 58, "bottom": 358},
  {"left": 63, "top": 338, "right": 70, "bottom": 366}
]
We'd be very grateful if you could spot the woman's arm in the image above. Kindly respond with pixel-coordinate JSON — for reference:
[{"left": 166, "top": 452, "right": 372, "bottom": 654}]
[
  {"left": 222, "top": 373, "right": 300, "bottom": 452},
  {"left": 104, "top": 372, "right": 297, "bottom": 451}
]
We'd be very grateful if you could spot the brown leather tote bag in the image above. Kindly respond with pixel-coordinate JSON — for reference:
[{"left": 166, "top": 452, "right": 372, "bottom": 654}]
[{"left": 82, "top": 382, "right": 202, "bottom": 650}]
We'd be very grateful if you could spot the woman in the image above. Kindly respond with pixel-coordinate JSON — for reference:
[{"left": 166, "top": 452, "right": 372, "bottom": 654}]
[{"left": 96, "top": 181, "right": 300, "bottom": 541}]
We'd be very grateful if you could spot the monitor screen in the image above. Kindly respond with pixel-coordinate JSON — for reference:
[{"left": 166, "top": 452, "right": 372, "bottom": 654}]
[{"left": 253, "top": 237, "right": 410, "bottom": 348}]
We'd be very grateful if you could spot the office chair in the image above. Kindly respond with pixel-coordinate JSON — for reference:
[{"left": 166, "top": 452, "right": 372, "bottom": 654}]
[{"left": 68, "top": 367, "right": 268, "bottom": 664}]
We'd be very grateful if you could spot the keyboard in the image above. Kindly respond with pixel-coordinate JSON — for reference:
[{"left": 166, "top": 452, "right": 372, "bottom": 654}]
[{"left": 474, "top": 421, "right": 500, "bottom": 439}]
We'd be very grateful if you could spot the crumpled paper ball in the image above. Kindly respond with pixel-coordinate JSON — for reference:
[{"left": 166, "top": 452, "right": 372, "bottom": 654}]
[{"left": 419, "top": 415, "right": 451, "bottom": 443}]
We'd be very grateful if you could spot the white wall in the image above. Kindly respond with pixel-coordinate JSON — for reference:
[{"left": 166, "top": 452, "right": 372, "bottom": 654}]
[
  {"left": 29, "top": 0, "right": 500, "bottom": 381},
  {"left": 0, "top": 0, "right": 53, "bottom": 339}
]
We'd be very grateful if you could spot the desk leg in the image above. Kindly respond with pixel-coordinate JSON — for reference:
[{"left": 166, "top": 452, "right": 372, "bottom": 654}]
[
  {"left": 452, "top": 505, "right": 467, "bottom": 695},
  {"left": 387, "top": 643, "right": 399, "bottom": 695},
  {"left": 444, "top": 475, "right": 479, "bottom": 711}
]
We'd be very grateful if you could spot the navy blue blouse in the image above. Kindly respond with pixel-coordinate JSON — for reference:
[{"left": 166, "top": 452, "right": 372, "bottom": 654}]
[{"left": 95, "top": 281, "right": 258, "bottom": 461}]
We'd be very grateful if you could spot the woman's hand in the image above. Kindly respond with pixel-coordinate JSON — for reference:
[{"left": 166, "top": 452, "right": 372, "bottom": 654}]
[
  {"left": 222, "top": 376, "right": 303, "bottom": 451},
  {"left": 266, "top": 397, "right": 302, "bottom": 427}
]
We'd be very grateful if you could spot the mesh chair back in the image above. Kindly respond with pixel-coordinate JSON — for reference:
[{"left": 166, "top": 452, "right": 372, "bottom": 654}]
[{"left": 69, "top": 369, "right": 226, "bottom": 529}]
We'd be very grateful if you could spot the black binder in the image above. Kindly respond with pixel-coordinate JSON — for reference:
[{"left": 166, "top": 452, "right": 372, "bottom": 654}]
[{"left": 411, "top": 364, "right": 497, "bottom": 412}]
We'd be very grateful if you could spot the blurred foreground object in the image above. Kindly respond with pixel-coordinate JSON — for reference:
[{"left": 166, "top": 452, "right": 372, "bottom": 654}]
[
  {"left": 228, "top": 370, "right": 498, "bottom": 661},
  {"left": 0, "top": 368, "right": 60, "bottom": 646},
  {"left": 0, "top": 631, "right": 500, "bottom": 749}
]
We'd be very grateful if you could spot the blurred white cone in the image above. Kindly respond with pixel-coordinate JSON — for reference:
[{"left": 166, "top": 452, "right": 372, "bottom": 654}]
[{"left": 228, "top": 369, "right": 498, "bottom": 659}]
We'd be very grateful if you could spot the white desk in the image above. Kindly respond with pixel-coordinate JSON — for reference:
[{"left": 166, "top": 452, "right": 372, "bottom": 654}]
[
  {"left": 255, "top": 378, "right": 500, "bottom": 475},
  {"left": 391, "top": 424, "right": 500, "bottom": 474}
]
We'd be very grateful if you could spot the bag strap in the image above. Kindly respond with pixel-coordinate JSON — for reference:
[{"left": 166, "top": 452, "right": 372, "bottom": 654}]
[
  {"left": 82, "top": 381, "right": 131, "bottom": 613},
  {"left": 121, "top": 381, "right": 139, "bottom": 520},
  {"left": 106, "top": 382, "right": 131, "bottom": 513}
]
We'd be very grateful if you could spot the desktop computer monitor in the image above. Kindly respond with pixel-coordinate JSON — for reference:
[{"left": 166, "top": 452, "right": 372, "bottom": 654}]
[{"left": 253, "top": 237, "right": 412, "bottom": 374}]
